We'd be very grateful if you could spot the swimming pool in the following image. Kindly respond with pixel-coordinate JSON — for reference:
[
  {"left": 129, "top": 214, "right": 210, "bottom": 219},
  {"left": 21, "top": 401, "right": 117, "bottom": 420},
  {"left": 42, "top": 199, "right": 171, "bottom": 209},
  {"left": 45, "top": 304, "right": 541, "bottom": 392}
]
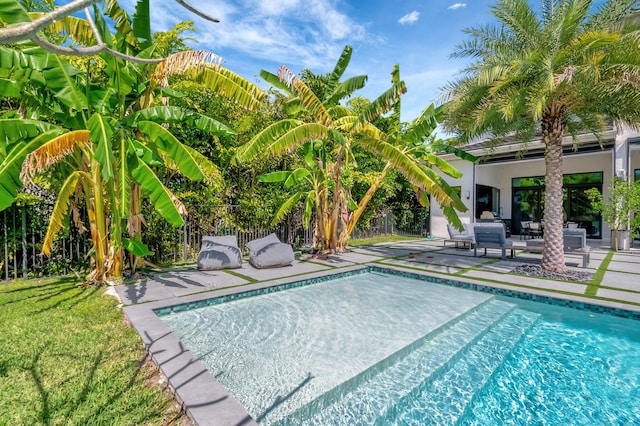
[{"left": 159, "top": 269, "right": 640, "bottom": 425}]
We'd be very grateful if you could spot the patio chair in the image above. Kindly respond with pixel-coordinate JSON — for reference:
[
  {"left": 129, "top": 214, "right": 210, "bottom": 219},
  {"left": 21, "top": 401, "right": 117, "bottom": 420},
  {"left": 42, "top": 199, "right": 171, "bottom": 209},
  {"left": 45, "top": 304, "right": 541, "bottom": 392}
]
[
  {"left": 444, "top": 224, "right": 474, "bottom": 248},
  {"left": 473, "top": 224, "right": 514, "bottom": 260},
  {"left": 246, "top": 233, "right": 295, "bottom": 269},
  {"left": 197, "top": 235, "right": 243, "bottom": 270},
  {"left": 528, "top": 221, "right": 543, "bottom": 238},
  {"left": 520, "top": 220, "right": 531, "bottom": 239}
]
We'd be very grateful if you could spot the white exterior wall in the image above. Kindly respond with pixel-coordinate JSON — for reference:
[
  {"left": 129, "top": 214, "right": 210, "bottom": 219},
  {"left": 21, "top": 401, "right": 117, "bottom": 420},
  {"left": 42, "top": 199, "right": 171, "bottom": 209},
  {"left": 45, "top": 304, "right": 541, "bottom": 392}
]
[
  {"left": 430, "top": 159, "right": 474, "bottom": 238},
  {"left": 430, "top": 150, "right": 613, "bottom": 239}
]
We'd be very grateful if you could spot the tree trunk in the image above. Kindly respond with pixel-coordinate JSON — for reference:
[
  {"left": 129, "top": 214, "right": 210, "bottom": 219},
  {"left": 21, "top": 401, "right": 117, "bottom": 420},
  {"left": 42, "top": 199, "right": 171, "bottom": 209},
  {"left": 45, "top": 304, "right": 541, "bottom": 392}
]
[
  {"left": 337, "top": 162, "right": 392, "bottom": 249},
  {"left": 540, "top": 107, "right": 567, "bottom": 272}
]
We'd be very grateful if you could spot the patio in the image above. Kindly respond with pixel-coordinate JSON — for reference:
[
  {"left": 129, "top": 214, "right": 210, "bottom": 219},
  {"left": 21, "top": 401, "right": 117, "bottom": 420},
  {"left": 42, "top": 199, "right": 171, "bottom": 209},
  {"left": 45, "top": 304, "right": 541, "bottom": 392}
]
[{"left": 116, "top": 237, "right": 640, "bottom": 309}]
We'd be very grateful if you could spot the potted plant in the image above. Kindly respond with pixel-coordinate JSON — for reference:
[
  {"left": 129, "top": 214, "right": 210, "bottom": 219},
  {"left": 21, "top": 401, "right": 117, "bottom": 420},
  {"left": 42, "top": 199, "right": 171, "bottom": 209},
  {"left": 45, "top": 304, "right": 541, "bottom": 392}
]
[{"left": 586, "top": 179, "right": 640, "bottom": 251}]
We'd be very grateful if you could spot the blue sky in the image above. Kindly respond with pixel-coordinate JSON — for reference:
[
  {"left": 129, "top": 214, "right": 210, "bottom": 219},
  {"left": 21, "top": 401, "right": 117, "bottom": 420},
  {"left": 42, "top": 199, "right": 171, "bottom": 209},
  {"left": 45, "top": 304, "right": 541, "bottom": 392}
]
[{"left": 121, "top": 0, "right": 500, "bottom": 121}]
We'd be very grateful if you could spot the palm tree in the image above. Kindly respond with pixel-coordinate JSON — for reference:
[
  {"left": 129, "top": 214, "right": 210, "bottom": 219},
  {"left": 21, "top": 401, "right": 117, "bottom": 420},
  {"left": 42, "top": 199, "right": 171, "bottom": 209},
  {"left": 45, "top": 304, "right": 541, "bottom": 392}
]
[
  {"left": 441, "top": 0, "right": 640, "bottom": 272},
  {"left": 236, "top": 46, "right": 468, "bottom": 252}
]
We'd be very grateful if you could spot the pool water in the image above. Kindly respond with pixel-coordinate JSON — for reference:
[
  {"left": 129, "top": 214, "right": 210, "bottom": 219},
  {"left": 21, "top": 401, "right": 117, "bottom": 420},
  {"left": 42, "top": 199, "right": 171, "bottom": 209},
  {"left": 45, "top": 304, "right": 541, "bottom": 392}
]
[{"left": 160, "top": 271, "right": 640, "bottom": 425}]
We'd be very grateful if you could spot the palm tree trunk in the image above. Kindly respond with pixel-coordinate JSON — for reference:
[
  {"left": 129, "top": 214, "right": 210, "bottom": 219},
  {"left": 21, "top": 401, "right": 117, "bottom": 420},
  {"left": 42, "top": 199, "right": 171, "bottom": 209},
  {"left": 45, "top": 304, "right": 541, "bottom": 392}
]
[{"left": 541, "top": 107, "right": 567, "bottom": 272}]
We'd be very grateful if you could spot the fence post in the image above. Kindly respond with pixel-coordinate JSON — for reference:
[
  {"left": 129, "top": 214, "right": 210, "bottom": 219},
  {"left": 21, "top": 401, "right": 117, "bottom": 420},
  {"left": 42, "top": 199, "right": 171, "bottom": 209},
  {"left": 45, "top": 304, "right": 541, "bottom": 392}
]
[
  {"left": 3, "top": 210, "right": 7, "bottom": 280},
  {"left": 183, "top": 216, "right": 188, "bottom": 262},
  {"left": 21, "top": 206, "right": 27, "bottom": 279}
]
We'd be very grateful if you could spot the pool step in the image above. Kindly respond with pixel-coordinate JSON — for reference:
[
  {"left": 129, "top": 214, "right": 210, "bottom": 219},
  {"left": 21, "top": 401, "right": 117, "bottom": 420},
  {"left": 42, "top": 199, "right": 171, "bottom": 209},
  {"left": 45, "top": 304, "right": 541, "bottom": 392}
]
[
  {"left": 275, "top": 298, "right": 523, "bottom": 425},
  {"left": 378, "top": 308, "right": 540, "bottom": 425}
]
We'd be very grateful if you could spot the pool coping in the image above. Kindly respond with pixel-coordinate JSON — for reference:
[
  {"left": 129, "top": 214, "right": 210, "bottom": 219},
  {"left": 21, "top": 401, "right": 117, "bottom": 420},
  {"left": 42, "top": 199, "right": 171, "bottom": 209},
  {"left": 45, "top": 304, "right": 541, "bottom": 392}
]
[{"left": 122, "top": 262, "right": 640, "bottom": 426}]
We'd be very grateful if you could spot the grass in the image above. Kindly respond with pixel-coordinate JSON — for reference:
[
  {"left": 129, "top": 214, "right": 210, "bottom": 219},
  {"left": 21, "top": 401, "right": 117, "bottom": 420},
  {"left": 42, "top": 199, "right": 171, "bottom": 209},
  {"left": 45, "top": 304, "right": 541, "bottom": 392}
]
[
  {"left": 0, "top": 277, "right": 186, "bottom": 425},
  {"left": 348, "top": 235, "right": 422, "bottom": 247},
  {"left": 584, "top": 250, "right": 614, "bottom": 297}
]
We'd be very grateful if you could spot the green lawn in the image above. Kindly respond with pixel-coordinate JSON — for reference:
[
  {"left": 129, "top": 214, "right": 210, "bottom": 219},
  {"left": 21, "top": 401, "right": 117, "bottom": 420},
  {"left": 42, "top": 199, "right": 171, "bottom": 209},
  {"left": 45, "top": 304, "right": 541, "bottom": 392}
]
[
  {"left": 0, "top": 277, "right": 186, "bottom": 425},
  {"left": 348, "top": 234, "right": 423, "bottom": 247}
]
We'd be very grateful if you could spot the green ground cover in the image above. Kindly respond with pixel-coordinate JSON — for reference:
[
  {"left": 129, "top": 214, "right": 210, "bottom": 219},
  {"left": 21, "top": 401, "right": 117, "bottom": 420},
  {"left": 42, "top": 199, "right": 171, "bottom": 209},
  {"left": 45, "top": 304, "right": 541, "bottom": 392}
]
[
  {"left": 0, "top": 278, "right": 186, "bottom": 425},
  {"left": 348, "top": 235, "right": 422, "bottom": 246}
]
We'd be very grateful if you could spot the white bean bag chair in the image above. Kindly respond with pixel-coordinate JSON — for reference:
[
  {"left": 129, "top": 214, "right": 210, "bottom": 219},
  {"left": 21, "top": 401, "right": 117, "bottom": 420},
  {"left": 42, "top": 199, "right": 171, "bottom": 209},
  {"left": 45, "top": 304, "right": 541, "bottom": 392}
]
[
  {"left": 246, "top": 233, "right": 294, "bottom": 269},
  {"left": 197, "top": 235, "right": 243, "bottom": 270}
]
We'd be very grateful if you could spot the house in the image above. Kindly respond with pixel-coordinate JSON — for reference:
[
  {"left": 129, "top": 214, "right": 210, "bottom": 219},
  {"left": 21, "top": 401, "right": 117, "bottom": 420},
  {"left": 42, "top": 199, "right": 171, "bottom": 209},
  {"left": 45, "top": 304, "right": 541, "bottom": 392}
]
[{"left": 430, "top": 124, "right": 640, "bottom": 245}]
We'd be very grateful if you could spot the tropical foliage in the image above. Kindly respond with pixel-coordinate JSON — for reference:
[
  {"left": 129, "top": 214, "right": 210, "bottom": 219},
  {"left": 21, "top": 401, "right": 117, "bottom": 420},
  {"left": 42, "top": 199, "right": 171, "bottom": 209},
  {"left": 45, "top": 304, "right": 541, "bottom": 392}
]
[
  {"left": 0, "top": 0, "right": 264, "bottom": 282},
  {"left": 586, "top": 179, "right": 640, "bottom": 250},
  {"left": 441, "top": 0, "right": 640, "bottom": 272},
  {"left": 236, "top": 46, "right": 468, "bottom": 252}
]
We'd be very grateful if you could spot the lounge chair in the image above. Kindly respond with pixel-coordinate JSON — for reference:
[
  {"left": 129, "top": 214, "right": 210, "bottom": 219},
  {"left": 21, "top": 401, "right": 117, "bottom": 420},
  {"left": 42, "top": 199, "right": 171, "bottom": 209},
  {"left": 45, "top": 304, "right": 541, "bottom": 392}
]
[
  {"left": 196, "top": 235, "right": 243, "bottom": 270},
  {"left": 444, "top": 224, "right": 475, "bottom": 248},
  {"left": 246, "top": 233, "right": 294, "bottom": 269},
  {"left": 473, "top": 224, "right": 514, "bottom": 259}
]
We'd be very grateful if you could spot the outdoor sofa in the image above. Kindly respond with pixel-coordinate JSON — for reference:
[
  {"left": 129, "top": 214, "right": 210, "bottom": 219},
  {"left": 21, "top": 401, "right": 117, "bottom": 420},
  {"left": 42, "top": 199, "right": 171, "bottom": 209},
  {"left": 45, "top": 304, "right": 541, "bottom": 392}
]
[
  {"left": 246, "top": 233, "right": 295, "bottom": 269},
  {"left": 196, "top": 235, "right": 243, "bottom": 270},
  {"left": 525, "top": 228, "right": 591, "bottom": 268}
]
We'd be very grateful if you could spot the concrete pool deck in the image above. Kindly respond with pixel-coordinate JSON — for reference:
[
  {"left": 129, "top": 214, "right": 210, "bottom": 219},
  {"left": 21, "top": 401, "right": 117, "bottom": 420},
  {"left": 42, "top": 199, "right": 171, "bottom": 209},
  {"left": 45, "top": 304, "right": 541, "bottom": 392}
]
[{"left": 118, "top": 238, "right": 640, "bottom": 426}]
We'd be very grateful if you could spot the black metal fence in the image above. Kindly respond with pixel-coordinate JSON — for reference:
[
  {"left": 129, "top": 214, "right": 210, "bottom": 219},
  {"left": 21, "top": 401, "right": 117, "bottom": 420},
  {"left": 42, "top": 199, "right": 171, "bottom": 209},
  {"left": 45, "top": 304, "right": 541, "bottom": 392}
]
[{"left": 1, "top": 204, "right": 428, "bottom": 282}]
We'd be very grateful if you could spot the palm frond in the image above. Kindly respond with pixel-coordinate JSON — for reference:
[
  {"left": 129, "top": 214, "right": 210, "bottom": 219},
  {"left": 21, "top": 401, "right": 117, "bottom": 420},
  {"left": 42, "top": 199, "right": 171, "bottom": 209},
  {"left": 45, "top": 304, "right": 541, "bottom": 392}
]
[{"left": 490, "top": 0, "right": 541, "bottom": 49}]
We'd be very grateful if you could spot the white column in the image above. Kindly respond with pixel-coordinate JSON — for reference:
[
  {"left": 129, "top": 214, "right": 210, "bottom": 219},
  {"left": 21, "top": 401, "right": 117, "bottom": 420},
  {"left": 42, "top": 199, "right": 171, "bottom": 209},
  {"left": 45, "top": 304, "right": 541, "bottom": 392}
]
[{"left": 614, "top": 123, "right": 631, "bottom": 180}]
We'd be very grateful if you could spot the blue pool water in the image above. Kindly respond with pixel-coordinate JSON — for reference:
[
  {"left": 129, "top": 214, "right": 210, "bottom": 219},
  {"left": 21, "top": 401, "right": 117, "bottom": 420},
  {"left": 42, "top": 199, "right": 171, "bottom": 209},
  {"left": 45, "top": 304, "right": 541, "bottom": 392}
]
[{"left": 160, "top": 270, "right": 640, "bottom": 425}]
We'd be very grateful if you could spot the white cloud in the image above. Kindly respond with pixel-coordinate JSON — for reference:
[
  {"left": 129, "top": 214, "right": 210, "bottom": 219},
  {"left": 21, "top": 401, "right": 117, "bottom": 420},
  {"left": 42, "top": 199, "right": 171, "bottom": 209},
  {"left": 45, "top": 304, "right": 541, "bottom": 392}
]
[
  {"left": 398, "top": 11, "right": 420, "bottom": 25},
  {"left": 448, "top": 3, "right": 467, "bottom": 10}
]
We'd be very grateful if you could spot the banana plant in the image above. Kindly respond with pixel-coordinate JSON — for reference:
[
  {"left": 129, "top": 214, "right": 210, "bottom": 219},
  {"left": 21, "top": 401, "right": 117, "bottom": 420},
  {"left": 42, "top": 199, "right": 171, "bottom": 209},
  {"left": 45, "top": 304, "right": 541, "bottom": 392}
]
[
  {"left": 336, "top": 65, "right": 474, "bottom": 247},
  {"left": 236, "top": 46, "right": 467, "bottom": 252},
  {"left": 257, "top": 140, "right": 330, "bottom": 247},
  {"left": 1, "top": 0, "right": 265, "bottom": 282}
]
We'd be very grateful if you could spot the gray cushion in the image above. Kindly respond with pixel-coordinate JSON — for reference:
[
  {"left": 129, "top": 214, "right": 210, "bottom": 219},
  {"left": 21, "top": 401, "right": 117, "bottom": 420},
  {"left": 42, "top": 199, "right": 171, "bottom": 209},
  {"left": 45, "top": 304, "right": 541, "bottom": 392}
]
[
  {"left": 247, "top": 233, "right": 294, "bottom": 269},
  {"left": 202, "top": 235, "right": 238, "bottom": 247},
  {"left": 245, "top": 233, "right": 281, "bottom": 252},
  {"left": 197, "top": 235, "right": 242, "bottom": 270}
]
